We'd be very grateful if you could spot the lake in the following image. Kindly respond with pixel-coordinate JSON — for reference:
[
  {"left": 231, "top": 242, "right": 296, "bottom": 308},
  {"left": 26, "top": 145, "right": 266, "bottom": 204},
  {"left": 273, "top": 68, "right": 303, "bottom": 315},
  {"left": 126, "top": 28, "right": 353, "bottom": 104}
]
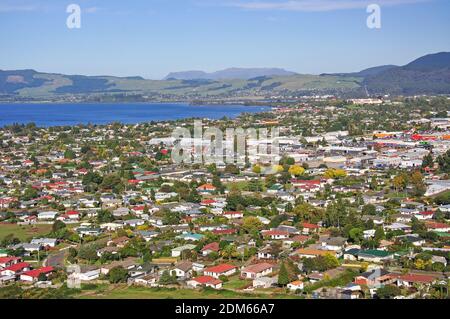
[{"left": 0, "top": 103, "right": 271, "bottom": 127}]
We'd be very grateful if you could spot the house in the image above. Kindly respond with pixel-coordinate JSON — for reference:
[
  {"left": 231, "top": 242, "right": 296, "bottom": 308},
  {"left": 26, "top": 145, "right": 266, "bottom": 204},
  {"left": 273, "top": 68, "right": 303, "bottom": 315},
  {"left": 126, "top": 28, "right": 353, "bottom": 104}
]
[
  {"left": 204, "top": 264, "right": 237, "bottom": 278},
  {"left": 133, "top": 274, "right": 157, "bottom": 286},
  {"left": 123, "top": 219, "right": 145, "bottom": 228},
  {"left": 66, "top": 210, "right": 80, "bottom": 220},
  {"left": 241, "top": 263, "right": 273, "bottom": 279},
  {"left": 0, "top": 262, "right": 31, "bottom": 276},
  {"left": 200, "top": 242, "right": 220, "bottom": 256},
  {"left": 136, "top": 230, "right": 159, "bottom": 241},
  {"left": 0, "top": 257, "right": 21, "bottom": 269},
  {"left": 171, "top": 244, "right": 196, "bottom": 257},
  {"left": 107, "top": 236, "right": 130, "bottom": 248},
  {"left": 353, "top": 268, "right": 393, "bottom": 287},
  {"left": 223, "top": 211, "right": 244, "bottom": 219},
  {"left": 395, "top": 274, "right": 436, "bottom": 288},
  {"left": 320, "top": 236, "right": 347, "bottom": 252},
  {"left": 176, "top": 233, "right": 204, "bottom": 242},
  {"left": 300, "top": 223, "right": 320, "bottom": 234},
  {"left": 37, "top": 211, "right": 58, "bottom": 220},
  {"left": 75, "top": 268, "right": 101, "bottom": 281},
  {"left": 425, "top": 221, "right": 450, "bottom": 232},
  {"left": 20, "top": 266, "right": 54, "bottom": 282},
  {"left": 257, "top": 246, "right": 276, "bottom": 260},
  {"left": 187, "top": 275, "right": 223, "bottom": 289},
  {"left": 287, "top": 280, "right": 304, "bottom": 291},
  {"left": 171, "top": 261, "right": 193, "bottom": 278},
  {"left": 356, "top": 249, "right": 394, "bottom": 263},
  {"left": 197, "top": 184, "right": 216, "bottom": 194},
  {"left": 100, "top": 258, "right": 139, "bottom": 275},
  {"left": 261, "top": 230, "right": 290, "bottom": 240},
  {"left": 30, "top": 238, "right": 58, "bottom": 248}
]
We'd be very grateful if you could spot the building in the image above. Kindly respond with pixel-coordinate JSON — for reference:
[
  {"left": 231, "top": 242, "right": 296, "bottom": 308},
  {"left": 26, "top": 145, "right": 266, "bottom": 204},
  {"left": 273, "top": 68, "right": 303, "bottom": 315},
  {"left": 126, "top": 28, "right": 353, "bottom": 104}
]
[
  {"left": 187, "top": 276, "right": 223, "bottom": 289},
  {"left": 204, "top": 264, "right": 237, "bottom": 278},
  {"left": 240, "top": 263, "right": 274, "bottom": 279}
]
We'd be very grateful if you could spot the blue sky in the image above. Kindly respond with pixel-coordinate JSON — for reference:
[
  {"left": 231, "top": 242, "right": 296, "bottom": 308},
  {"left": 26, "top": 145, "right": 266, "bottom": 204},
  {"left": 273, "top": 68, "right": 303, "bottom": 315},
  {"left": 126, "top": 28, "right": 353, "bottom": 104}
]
[{"left": 0, "top": 0, "right": 449, "bottom": 79}]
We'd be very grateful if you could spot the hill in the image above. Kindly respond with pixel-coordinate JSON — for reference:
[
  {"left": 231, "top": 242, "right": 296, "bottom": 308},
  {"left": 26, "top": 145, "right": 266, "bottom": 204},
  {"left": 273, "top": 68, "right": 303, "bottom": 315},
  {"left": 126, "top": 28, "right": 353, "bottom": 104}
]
[
  {"left": 164, "top": 68, "right": 297, "bottom": 80},
  {"left": 363, "top": 52, "right": 450, "bottom": 95},
  {"left": 1, "top": 52, "right": 449, "bottom": 100}
]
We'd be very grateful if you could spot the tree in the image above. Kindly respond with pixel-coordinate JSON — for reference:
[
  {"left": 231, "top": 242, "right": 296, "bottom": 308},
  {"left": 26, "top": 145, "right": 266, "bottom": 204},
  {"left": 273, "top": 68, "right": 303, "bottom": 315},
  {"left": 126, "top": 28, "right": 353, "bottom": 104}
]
[
  {"left": 436, "top": 150, "right": 450, "bottom": 173},
  {"left": 97, "top": 210, "right": 114, "bottom": 223},
  {"left": 64, "top": 149, "right": 76, "bottom": 159},
  {"left": 252, "top": 164, "right": 262, "bottom": 174},
  {"left": 422, "top": 153, "right": 434, "bottom": 168},
  {"left": 288, "top": 165, "right": 305, "bottom": 177},
  {"left": 392, "top": 175, "right": 407, "bottom": 191},
  {"left": 52, "top": 220, "right": 66, "bottom": 233},
  {"left": 242, "top": 216, "right": 263, "bottom": 233},
  {"left": 376, "top": 285, "right": 402, "bottom": 299},
  {"left": 22, "top": 186, "right": 38, "bottom": 201},
  {"left": 38, "top": 273, "right": 48, "bottom": 282},
  {"left": 221, "top": 244, "right": 238, "bottom": 260},
  {"left": 374, "top": 227, "right": 385, "bottom": 242},
  {"left": 362, "top": 204, "right": 376, "bottom": 216},
  {"left": 159, "top": 270, "right": 177, "bottom": 285},
  {"left": 348, "top": 228, "right": 364, "bottom": 244},
  {"left": 410, "top": 171, "right": 426, "bottom": 197},
  {"left": 108, "top": 266, "right": 128, "bottom": 283},
  {"left": 324, "top": 168, "right": 347, "bottom": 179},
  {"left": 277, "top": 262, "right": 290, "bottom": 286}
]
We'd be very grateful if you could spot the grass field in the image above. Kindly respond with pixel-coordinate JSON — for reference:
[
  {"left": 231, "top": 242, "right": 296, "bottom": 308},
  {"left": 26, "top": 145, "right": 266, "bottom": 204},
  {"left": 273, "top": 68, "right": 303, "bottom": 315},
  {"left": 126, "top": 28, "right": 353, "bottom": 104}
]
[
  {"left": 78, "top": 285, "right": 302, "bottom": 299},
  {"left": 0, "top": 223, "right": 52, "bottom": 242}
]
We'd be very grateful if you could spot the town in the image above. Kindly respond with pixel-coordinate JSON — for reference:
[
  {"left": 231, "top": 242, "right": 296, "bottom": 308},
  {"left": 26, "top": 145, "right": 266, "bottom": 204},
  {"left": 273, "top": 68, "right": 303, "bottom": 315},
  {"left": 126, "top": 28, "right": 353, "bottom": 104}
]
[{"left": 0, "top": 96, "right": 449, "bottom": 299}]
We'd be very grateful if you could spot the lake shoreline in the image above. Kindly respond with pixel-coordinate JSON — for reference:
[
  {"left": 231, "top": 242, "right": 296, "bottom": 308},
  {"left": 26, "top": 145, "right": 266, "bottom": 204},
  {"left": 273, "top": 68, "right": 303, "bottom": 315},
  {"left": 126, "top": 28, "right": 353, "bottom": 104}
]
[{"left": 0, "top": 102, "right": 272, "bottom": 128}]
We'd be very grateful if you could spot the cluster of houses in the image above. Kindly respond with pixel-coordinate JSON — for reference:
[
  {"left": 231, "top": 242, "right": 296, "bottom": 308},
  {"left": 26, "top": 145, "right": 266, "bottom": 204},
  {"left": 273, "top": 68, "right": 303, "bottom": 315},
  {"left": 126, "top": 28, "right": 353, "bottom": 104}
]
[{"left": 0, "top": 106, "right": 449, "bottom": 299}]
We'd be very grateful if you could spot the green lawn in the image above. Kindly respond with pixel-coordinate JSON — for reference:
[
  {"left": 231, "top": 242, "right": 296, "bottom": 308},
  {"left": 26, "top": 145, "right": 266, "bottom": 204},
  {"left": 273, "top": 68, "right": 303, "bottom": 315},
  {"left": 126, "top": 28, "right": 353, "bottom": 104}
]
[
  {"left": 223, "top": 276, "right": 252, "bottom": 290},
  {"left": 78, "top": 285, "right": 301, "bottom": 299},
  {"left": 0, "top": 223, "right": 52, "bottom": 242}
]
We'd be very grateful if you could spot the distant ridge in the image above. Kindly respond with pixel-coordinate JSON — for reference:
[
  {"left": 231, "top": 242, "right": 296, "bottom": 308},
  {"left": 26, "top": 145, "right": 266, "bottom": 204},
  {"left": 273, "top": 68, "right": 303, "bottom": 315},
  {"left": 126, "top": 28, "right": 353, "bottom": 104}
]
[
  {"left": 164, "top": 67, "right": 297, "bottom": 80},
  {"left": 1, "top": 52, "right": 450, "bottom": 98}
]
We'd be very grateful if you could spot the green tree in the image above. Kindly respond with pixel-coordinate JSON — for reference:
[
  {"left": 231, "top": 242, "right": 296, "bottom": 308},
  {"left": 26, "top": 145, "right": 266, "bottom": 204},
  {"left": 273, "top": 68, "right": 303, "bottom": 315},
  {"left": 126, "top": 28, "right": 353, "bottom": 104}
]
[
  {"left": 278, "top": 262, "right": 290, "bottom": 286},
  {"left": 108, "top": 266, "right": 129, "bottom": 283},
  {"left": 376, "top": 285, "right": 402, "bottom": 299}
]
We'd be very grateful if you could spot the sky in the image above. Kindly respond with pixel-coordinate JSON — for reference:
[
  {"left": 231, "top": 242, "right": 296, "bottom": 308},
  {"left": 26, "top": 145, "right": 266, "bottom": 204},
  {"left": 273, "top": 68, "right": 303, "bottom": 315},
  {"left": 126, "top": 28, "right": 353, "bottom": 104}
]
[{"left": 0, "top": 0, "right": 449, "bottom": 79}]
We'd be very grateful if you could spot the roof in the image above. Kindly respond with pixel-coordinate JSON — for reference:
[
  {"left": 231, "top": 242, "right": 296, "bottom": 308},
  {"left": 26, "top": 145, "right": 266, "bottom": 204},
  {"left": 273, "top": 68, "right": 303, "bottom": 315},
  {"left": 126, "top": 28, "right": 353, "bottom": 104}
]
[
  {"left": 296, "top": 248, "right": 335, "bottom": 257},
  {"left": 201, "top": 242, "right": 219, "bottom": 252},
  {"left": 204, "top": 264, "right": 237, "bottom": 274},
  {"left": 291, "top": 235, "right": 310, "bottom": 242},
  {"left": 0, "top": 257, "right": 20, "bottom": 264},
  {"left": 301, "top": 222, "right": 319, "bottom": 229},
  {"left": 357, "top": 249, "right": 393, "bottom": 258},
  {"left": 197, "top": 184, "right": 216, "bottom": 190},
  {"left": 2, "top": 262, "right": 30, "bottom": 272},
  {"left": 175, "top": 261, "right": 193, "bottom": 272},
  {"left": 262, "top": 230, "right": 289, "bottom": 237},
  {"left": 22, "top": 266, "right": 54, "bottom": 278},
  {"left": 193, "top": 275, "right": 222, "bottom": 285},
  {"left": 242, "top": 263, "right": 273, "bottom": 274},
  {"left": 396, "top": 274, "right": 435, "bottom": 283}
]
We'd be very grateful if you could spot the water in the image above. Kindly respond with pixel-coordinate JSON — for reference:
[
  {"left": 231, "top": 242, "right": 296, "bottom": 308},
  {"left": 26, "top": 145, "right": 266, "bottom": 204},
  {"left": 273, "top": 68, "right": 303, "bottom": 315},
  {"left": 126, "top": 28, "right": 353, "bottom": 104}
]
[{"left": 0, "top": 103, "right": 270, "bottom": 127}]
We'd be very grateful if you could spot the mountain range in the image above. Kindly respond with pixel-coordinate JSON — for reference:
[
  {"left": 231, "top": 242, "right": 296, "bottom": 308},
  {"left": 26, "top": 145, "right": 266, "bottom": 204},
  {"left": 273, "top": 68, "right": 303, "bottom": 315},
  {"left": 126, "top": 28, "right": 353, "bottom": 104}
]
[
  {"left": 1, "top": 52, "right": 449, "bottom": 100},
  {"left": 164, "top": 68, "right": 297, "bottom": 80}
]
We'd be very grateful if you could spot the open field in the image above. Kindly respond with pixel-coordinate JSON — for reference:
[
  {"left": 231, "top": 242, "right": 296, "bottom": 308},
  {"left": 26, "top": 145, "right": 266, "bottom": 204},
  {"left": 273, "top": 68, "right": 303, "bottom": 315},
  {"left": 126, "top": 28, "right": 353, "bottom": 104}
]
[
  {"left": 77, "top": 285, "right": 302, "bottom": 299},
  {"left": 0, "top": 223, "right": 52, "bottom": 242}
]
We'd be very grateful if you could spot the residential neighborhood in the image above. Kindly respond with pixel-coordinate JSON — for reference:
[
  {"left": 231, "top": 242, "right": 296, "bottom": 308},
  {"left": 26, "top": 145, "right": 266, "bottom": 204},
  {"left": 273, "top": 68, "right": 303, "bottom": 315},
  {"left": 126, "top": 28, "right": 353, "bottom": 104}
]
[{"left": 0, "top": 97, "right": 449, "bottom": 299}]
